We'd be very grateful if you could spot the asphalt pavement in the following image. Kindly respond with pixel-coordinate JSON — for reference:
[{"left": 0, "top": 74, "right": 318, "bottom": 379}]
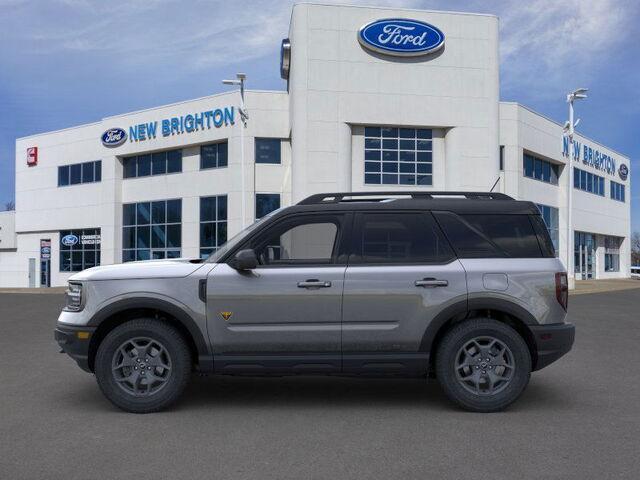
[{"left": 1, "top": 289, "right": 639, "bottom": 479}]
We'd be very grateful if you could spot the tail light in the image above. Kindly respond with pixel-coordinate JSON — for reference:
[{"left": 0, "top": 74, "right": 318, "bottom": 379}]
[{"left": 555, "top": 272, "right": 568, "bottom": 311}]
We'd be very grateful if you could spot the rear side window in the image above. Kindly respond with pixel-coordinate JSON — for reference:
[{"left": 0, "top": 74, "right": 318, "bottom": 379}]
[
  {"left": 529, "top": 214, "right": 556, "bottom": 258},
  {"left": 434, "top": 212, "right": 543, "bottom": 258},
  {"left": 351, "top": 212, "right": 454, "bottom": 264}
]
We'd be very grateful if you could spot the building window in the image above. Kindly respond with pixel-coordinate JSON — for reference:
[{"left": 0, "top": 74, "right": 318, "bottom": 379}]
[
  {"left": 122, "top": 199, "right": 181, "bottom": 261},
  {"left": 499, "top": 145, "right": 504, "bottom": 171},
  {"left": 256, "top": 193, "right": 281, "bottom": 219},
  {"left": 255, "top": 138, "right": 281, "bottom": 164},
  {"left": 610, "top": 180, "right": 625, "bottom": 202},
  {"left": 604, "top": 236, "right": 621, "bottom": 272},
  {"left": 59, "top": 228, "right": 101, "bottom": 272},
  {"left": 535, "top": 204, "right": 559, "bottom": 254},
  {"left": 58, "top": 161, "right": 101, "bottom": 187},
  {"left": 122, "top": 149, "right": 182, "bottom": 178},
  {"left": 364, "top": 127, "right": 432, "bottom": 186},
  {"left": 200, "top": 196, "right": 227, "bottom": 259},
  {"left": 523, "top": 153, "right": 559, "bottom": 185},
  {"left": 574, "top": 167, "right": 604, "bottom": 196},
  {"left": 201, "top": 142, "right": 228, "bottom": 170}
]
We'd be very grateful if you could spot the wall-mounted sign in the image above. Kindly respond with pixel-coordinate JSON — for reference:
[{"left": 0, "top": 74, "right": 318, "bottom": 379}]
[
  {"left": 27, "top": 147, "right": 38, "bottom": 166},
  {"left": 40, "top": 239, "right": 51, "bottom": 260},
  {"left": 61, "top": 234, "right": 79, "bottom": 247},
  {"left": 562, "top": 136, "right": 618, "bottom": 177},
  {"left": 280, "top": 38, "right": 291, "bottom": 80},
  {"left": 358, "top": 18, "right": 445, "bottom": 57},
  {"left": 101, "top": 128, "right": 127, "bottom": 147},
  {"left": 619, "top": 164, "right": 629, "bottom": 181}
]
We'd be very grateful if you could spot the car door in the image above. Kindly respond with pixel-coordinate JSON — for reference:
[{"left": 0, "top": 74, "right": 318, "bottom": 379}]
[
  {"left": 206, "top": 212, "right": 350, "bottom": 374},
  {"left": 341, "top": 211, "right": 467, "bottom": 375}
]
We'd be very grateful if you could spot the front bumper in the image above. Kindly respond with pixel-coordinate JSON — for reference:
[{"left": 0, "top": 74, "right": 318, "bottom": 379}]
[
  {"left": 530, "top": 322, "right": 575, "bottom": 371},
  {"left": 55, "top": 324, "right": 97, "bottom": 373}
]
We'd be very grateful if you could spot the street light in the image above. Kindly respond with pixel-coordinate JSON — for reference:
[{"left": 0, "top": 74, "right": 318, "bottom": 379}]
[
  {"left": 565, "top": 87, "right": 588, "bottom": 283},
  {"left": 222, "top": 73, "right": 249, "bottom": 228}
]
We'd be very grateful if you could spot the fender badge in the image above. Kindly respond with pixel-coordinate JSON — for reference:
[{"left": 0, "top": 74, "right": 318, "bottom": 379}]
[{"left": 220, "top": 311, "right": 233, "bottom": 321}]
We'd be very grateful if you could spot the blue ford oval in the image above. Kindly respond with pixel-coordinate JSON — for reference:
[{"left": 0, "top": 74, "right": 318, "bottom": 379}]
[
  {"left": 358, "top": 18, "right": 445, "bottom": 56},
  {"left": 61, "top": 234, "right": 79, "bottom": 247},
  {"left": 619, "top": 164, "right": 629, "bottom": 181},
  {"left": 101, "top": 128, "right": 127, "bottom": 147}
]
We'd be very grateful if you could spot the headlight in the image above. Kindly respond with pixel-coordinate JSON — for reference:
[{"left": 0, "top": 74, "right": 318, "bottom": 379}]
[{"left": 64, "top": 282, "right": 83, "bottom": 312}]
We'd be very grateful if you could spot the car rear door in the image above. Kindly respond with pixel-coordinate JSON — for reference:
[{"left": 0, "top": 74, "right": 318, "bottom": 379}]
[
  {"left": 341, "top": 211, "right": 467, "bottom": 375},
  {"left": 206, "top": 212, "right": 351, "bottom": 374}
]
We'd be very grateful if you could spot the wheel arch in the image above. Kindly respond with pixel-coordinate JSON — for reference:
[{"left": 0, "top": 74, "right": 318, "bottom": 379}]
[{"left": 86, "top": 297, "right": 212, "bottom": 373}]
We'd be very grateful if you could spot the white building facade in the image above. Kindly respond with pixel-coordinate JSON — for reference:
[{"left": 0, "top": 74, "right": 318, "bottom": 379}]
[{"left": 0, "top": 3, "right": 631, "bottom": 288}]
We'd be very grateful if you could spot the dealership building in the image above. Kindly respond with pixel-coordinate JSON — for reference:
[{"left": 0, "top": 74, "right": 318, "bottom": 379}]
[{"left": 0, "top": 3, "right": 631, "bottom": 288}]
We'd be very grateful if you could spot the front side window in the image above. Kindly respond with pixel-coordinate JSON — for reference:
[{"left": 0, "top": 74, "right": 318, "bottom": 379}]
[
  {"left": 364, "top": 127, "right": 432, "bottom": 186},
  {"left": 58, "top": 161, "right": 101, "bottom": 187},
  {"left": 255, "top": 193, "right": 281, "bottom": 219},
  {"left": 201, "top": 142, "right": 228, "bottom": 170},
  {"left": 200, "top": 196, "right": 227, "bottom": 259},
  {"left": 123, "top": 149, "right": 182, "bottom": 178},
  {"left": 59, "top": 228, "right": 101, "bottom": 272},
  {"left": 351, "top": 212, "right": 453, "bottom": 264},
  {"left": 248, "top": 215, "right": 342, "bottom": 266},
  {"left": 523, "top": 153, "right": 559, "bottom": 185},
  {"left": 255, "top": 138, "right": 281, "bottom": 164},
  {"left": 122, "top": 199, "right": 181, "bottom": 261}
]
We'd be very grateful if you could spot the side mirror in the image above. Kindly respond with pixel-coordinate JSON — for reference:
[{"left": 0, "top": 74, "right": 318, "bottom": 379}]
[{"left": 230, "top": 249, "right": 258, "bottom": 271}]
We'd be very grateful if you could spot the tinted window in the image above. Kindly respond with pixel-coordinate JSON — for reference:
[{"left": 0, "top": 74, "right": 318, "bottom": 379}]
[
  {"left": 58, "top": 166, "right": 70, "bottom": 186},
  {"left": 201, "top": 142, "right": 228, "bottom": 169},
  {"left": 256, "top": 193, "right": 281, "bottom": 219},
  {"left": 434, "top": 212, "right": 501, "bottom": 258},
  {"left": 352, "top": 213, "right": 454, "bottom": 264},
  {"left": 70, "top": 164, "right": 82, "bottom": 185},
  {"left": 255, "top": 138, "right": 281, "bottom": 164},
  {"left": 461, "top": 214, "right": 542, "bottom": 258}
]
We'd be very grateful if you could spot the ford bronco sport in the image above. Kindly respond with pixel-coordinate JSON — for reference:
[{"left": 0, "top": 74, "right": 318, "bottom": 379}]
[{"left": 55, "top": 192, "right": 575, "bottom": 413}]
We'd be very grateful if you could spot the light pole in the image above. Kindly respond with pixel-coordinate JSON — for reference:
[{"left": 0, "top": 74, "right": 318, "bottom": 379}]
[
  {"left": 565, "top": 87, "right": 587, "bottom": 282},
  {"left": 222, "top": 73, "right": 249, "bottom": 228}
]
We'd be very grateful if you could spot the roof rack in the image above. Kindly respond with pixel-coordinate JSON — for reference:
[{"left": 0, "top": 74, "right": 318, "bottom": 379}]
[{"left": 297, "top": 191, "right": 513, "bottom": 205}]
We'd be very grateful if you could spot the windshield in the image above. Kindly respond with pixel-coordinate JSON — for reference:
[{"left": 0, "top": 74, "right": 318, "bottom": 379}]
[{"left": 206, "top": 208, "right": 283, "bottom": 263}]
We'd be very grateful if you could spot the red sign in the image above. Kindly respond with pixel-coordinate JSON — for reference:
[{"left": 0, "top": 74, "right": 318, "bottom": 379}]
[{"left": 27, "top": 147, "right": 38, "bottom": 166}]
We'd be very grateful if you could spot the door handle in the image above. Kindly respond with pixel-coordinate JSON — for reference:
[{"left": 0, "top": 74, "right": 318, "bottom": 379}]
[
  {"left": 415, "top": 278, "right": 448, "bottom": 288},
  {"left": 297, "top": 279, "right": 332, "bottom": 289}
]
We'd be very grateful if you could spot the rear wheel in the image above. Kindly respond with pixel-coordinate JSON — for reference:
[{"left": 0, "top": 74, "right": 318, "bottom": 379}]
[
  {"left": 95, "top": 319, "right": 191, "bottom": 413},
  {"left": 436, "top": 319, "right": 531, "bottom": 412}
]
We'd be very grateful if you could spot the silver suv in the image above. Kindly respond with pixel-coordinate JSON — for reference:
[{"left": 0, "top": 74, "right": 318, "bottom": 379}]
[{"left": 55, "top": 192, "right": 575, "bottom": 413}]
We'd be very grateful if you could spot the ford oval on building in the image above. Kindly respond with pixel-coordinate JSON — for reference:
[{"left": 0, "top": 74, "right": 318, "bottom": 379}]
[
  {"left": 101, "top": 128, "right": 127, "bottom": 147},
  {"left": 358, "top": 18, "right": 445, "bottom": 56}
]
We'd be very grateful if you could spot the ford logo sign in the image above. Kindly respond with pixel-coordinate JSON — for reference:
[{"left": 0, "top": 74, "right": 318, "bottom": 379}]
[
  {"left": 358, "top": 18, "right": 445, "bottom": 57},
  {"left": 61, "top": 234, "right": 79, "bottom": 247},
  {"left": 619, "top": 164, "right": 629, "bottom": 181},
  {"left": 101, "top": 128, "right": 127, "bottom": 147}
]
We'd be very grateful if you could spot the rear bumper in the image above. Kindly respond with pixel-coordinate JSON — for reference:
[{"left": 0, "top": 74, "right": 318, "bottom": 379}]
[
  {"left": 530, "top": 322, "right": 575, "bottom": 371},
  {"left": 55, "top": 324, "right": 96, "bottom": 373}
]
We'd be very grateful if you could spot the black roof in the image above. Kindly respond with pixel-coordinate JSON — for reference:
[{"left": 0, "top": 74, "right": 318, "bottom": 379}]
[{"left": 282, "top": 192, "right": 540, "bottom": 216}]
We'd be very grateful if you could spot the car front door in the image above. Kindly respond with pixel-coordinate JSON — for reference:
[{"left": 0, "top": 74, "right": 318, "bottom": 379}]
[
  {"left": 341, "top": 211, "right": 467, "bottom": 375},
  {"left": 206, "top": 212, "right": 350, "bottom": 374}
]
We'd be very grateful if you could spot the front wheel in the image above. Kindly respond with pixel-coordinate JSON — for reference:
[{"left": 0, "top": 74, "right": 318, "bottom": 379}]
[
  {"left": 95, "top": 319, "right": 191, "bottom": 413},
  {"left": 436, "top": 319, "right": 531, "bottom": 412}
]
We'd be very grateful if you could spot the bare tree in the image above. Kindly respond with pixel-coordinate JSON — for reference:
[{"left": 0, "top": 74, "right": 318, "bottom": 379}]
[
  {"left": 632, "top": 231, "right": 640, "bottom": 266},
  {"left": 4, "top": 200, "right": 14, "bottom": 211}
]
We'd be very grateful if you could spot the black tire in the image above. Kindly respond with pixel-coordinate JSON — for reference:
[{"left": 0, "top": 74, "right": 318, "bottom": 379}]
[
  {"left": 95, "top": 319, "right": 191, "bottom": 413},
  {"left": 435, "top": 318, "right": 531, "bottom": 412}
]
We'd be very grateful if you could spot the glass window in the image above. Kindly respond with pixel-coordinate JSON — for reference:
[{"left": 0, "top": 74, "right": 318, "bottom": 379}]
[
  {"left": 70, "top": 164, "right": 82, "bottom": 185},
  {"left": 123, "top": 199, "right": 181, "bottom": 261},
  {"left": 95, "top": 161, "right": 102, "bottom": 182},
  {"left": 58, "top": 165, "right": 70, "bottom": 187},
  {"left": 58, "top": 161, "right": 101, "bottom": 187},
  {"left": 201, "top": 142, "right": 228, "bottom": 169},
  {"left": 59, "top": 228, "right": 101, "bottom": 272},
  {"left": 574, "top": 168, "right": 605, "bottom": 196},
  {"left": 461, "top": 214, "right": 542, "bottom": 258},
  {"left": 352, "top": 213, "right": 454, "bottom": 264},
  {"left": 604, "top": 236, "right": 621, "bottom": 272},
  {"left": 523, "top": 153, "right": 558, "bottom": 185},
  {"left": 255, "top": 138, "right": 281, "bottom": 164},
  {"left": 535, "top": 204, "right": 559, "bottom": 255},
  {"left": 199, "top": 196, "right": 228, "bottom": 259},
  {"left": 364, "top": 127, "right": 432, "bottom": 186},
  {"left": 123, "top": 149, "right": 182, "bottom": 178},
  {"left": 610, "top": 180, "right": 625, "bottom": 202},
  {"left": 256, "top": 193, "right": 281, "bottom": 219},
  {"left": 82, "top": 162, "right": 94, "bottom": 183}
]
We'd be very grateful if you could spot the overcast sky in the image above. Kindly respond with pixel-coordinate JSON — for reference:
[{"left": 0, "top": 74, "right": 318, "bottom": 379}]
[{"left": 1, "top": 0, "right": 638, "bottom": 229}]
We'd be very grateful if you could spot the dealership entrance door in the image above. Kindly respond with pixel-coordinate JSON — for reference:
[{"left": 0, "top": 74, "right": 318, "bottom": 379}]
[{"left": 575, "top": 231, "right": 596, "bottom": 280}]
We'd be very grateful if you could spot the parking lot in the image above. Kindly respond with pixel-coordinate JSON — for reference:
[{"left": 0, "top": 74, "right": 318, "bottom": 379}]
[{"left": 1, "top": 288, "right": 639, "bottom": 480}]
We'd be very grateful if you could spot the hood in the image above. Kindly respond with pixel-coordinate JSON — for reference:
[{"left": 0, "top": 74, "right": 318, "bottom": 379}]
[{"left": 69, "top": 258, "right": 206, "bottom": 281}]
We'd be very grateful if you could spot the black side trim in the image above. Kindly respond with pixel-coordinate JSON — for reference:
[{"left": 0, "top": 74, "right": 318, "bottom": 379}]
[
  {"left": 88, "top": 297, "right": 213, "bottom": 372},
  {"left": 467, "top": 297, "right": 538, "bottom": 325},
  {"left": 342, "top": 352, "right": 429, "bottom": 376},
  {"left": 55, "top": 325, "right": 97, "bottom": 373},
  {"left": 214, "top": 354, "right": 341, "bottom": 375},
  {"left": 530, "top": 323, "right": 575, "bottom": 371}
]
